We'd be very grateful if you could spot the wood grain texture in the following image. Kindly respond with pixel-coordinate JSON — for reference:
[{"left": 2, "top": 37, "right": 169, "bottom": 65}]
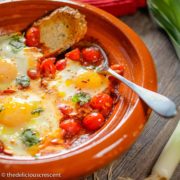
[{"left": 87, "top": 9, "right": 180, "bottom": 180}]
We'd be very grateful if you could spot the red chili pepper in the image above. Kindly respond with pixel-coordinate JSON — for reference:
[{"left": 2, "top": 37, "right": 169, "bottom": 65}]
[
  {"left": 83, "top": 112, "right": 105, "bottom": 131},
  {"left": 2, "top": 89, "right": 16, "bottom": 94},
  {"left": 56, "top": 59, "right": 67, "bottom": 71},
  {"left": 65, "top": 48, "right": 81, "bottom": 61},
  {"left": 82, "top": 47, "right": 101, "bottom": 63},
  {"left": 60, "top": 119, "right": 81, "bottom": 137},
  {"left": 25, "top": 27, "right": 40, "bottom": 47},
  {"left": 40, "top": 57, "right": 56, "bottom": 77}
]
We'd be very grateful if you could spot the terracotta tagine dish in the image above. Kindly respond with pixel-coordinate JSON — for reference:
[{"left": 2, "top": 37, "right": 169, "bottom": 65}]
[{"left": 0, "top": 0, "right": 157, "bottom": 179}]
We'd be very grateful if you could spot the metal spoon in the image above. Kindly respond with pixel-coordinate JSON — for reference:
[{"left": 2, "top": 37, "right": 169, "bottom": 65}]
[{"left": 94, "top": 44, "right": 177, "bottom": 118}]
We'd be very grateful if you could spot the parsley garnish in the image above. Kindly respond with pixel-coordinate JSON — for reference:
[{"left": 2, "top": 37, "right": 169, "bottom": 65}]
[
  {"left": 31, "top": 108, "right": 44, "bottom": 115},
  {"left": 9, "top": 34, "right": 25, "bottom": 53},
  {"left": 16, "top": 75, "right": 30, "bottom": 88},
  {"left": 72, "top": 92, "right": 91, "bottom": 105},
  {"left": 21, "top": 129, "right": 40, "bottom": 147}
]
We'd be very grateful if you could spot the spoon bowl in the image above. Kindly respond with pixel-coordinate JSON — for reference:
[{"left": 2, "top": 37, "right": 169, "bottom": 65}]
[{"left": 94, "top": 43, "right": 177, "bottom": 118}]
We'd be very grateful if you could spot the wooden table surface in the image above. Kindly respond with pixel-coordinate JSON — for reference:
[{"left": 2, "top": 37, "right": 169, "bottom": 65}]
[{"left": 87, "top": 9, "right": 180, "bottom": 180}]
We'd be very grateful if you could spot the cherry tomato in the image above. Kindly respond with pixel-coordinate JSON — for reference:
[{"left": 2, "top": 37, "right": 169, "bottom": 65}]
[
  {"left": 110, "top": 64, "right": 124, "bottom": 75},
  {"left": 58, "top": 104, "right": 73, "bottom": 115},
  {"left": 83, "top": 112, "right": 105, "bottom": 131},
  {"left": 90, "top": 93, "right": 113, "bottom": 115},
  {"left": 40, "top": 57, "right": 56, "bottom": 77},
  {"left": 56, "top": 59, "right": 67, "bottom": 71},
  {"left": 27, "top": 69, "right": 40, "bottom": 80},
  {"left": 25, "top": 27, "right": 40, "bottom": 47},
  {"left": 65, "top": 48, "right": 80, "bottom": 61},
  {"left": 60, "top": 119, "right": 81, "bottom": 136},
  {"left": 82, "top": 47, "right": 101, "bottom": 63}
]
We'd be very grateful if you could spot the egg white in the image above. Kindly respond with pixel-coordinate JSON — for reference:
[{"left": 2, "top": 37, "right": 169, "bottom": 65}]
[
  {"left": 0, "top": 34, "right": 110, "bottom": 157},
  {"left": 0, "top": 34, "right": 42, "bottom": 90},
  {"left": 48, "top": 60, "right": 110, "bottom": 101},
  {"left": 0, "top": 90, "right": 61, "bottom": 156},
  {"left": 0, "top": 34, "right": 61, "bottom": 156}
]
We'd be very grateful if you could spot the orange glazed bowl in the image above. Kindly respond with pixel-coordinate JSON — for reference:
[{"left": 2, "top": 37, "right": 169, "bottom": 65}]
[{"left": 0, "top": 0, "right": 157, "bottom": 179}]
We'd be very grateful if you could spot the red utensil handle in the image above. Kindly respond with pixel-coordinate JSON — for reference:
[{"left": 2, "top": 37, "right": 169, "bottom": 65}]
[{"left": 76, "top": 0, "right": 146, "bottom": 16}]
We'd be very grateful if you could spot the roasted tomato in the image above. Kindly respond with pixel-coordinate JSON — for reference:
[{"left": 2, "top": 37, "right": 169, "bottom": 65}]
[
  {"left": 90, "top": 93, "right": 113, "bottom": 115},
  {"left": 56, "top": 59, "right": 67, "bottom": 71},
  {"left": 83, "top": 112, "right": 105, "bottom": 131},
  {"left": 25, "top": 27, "right": 40, "bottom": 47},
  {"left": 76, "top": 102, "right": 93, "bottom": 120},
  {"left": 58, "top": 104, "right": 73, "bottom": 116},
  {"left": 82, "top": 47, "right": 101, "bottom": 63},
  {"left": 65, "top": 48, "right": 80, "bottom": 61},
  {"left": 60, "top": 119, "right": 81, "bottom": 137},
  {"left": 27, "top": 68, "right": 40, "bottom": 80},
  {"left": 40, "top": 57, "right": 56, "bottom": 77},
  {"left": 110, "top": 64, "right": 124, "bottom": 75}
]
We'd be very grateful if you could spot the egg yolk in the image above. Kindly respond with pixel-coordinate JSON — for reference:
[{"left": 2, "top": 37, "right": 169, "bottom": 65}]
[
  {"left": 0, "top": 60, "right": 17, "bottom": 83},
  {"left": 75, "top": 71, "right": 106, "bottom": 89},
  {"left": 0, "top": 100, "right": 34, "bottom": 127}
]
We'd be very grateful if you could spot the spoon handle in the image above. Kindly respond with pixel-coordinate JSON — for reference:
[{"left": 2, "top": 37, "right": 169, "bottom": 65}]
[{"left": 107, "top": 68, "right": 177, "bottom": 118}]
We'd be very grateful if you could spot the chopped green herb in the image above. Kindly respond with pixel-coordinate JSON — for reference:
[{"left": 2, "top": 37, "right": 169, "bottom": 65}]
[
  {"left": 31, "top": 108, "right": 44, "bottom": 115},
  {"left": 16, "top": 75, "right": 30, "bottom": 88},
  {"left": 21, "top": 129, "right": 40, "bottom": 147},
  {"left": 0, "top": 105, "right": 5, "bottom": 112},
  {"left": 9, "top": 34, "right": 25, "bottom": 53},
  {"left": 72, "top": 92, "right": 91, "bottom": 105}
]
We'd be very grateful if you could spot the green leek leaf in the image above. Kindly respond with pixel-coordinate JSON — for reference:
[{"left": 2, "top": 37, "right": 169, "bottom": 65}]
[{"left": 148, "top": 0, "right": 180, "bottom": 59}]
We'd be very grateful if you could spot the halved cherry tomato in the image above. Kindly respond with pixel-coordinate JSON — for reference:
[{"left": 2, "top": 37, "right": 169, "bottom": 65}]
[
  {"left": 83, "top": 112, "right": 105, "bottom": 131},
  {"left": 56, "top": 59, "right": 67, "bottom": 71},
  {"left": 110, "top": 64, "right": 124, "bottom": 75},
  {"left": 82, "top": 47, "right": 101, "bottom": 63},
  {"left": 25, "top": 27, "right": 40, "bottom": 47},
  {"left": 65, "top": 48, "right": 80, "bottom": 61},
  {"left": 90, "top": 93, "right": 113, "bottom": 115},
  {"left": 27, "top": 69, "right": 40, "bottom": 80},
  {"left": 60, "top": 119, "right": 81, "bottom": 137},
  {"left": 58, "top": 104, "right": 73, "bottom": 115},
  {"left": 40, "top": 57, "right": 56, "bottom": 77}
]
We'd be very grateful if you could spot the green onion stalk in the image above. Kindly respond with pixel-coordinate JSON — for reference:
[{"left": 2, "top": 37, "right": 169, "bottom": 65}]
[
  {"left": 148, "top": 0, "right": 180, "bottom": 59},
  {"left": 146, "top": 120, "right": 180, "bottom": 180}
]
